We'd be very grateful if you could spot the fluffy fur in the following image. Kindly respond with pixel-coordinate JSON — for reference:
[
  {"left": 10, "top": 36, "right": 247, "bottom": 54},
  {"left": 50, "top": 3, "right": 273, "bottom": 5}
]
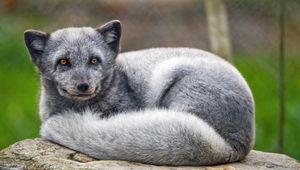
[{"left": 24, "top": 20, "right": 255, "bottom": 166}]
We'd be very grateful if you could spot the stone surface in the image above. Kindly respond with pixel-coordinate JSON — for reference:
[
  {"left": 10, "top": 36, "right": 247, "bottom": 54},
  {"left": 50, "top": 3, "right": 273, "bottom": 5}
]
[{"left": 0, "top": 138, "right": 299, "bottom": 170}]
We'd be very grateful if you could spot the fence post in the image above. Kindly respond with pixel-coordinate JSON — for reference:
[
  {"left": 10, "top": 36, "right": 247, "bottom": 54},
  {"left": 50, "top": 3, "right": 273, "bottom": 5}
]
[
  {"left": 278, "top": 0, "right": 286, "bottom": 154},
  {"left": 204, "top": 0, "right": 233, "bottom": 63}
]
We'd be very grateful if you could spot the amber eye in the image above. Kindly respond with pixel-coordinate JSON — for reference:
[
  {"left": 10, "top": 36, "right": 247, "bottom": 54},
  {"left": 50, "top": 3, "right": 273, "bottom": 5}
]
[
  {"left": 90, "top": 58, "right": 98, "bottom": 64},
  {"left": 58, "top": 59, "right": 69, "bottom": 65}
]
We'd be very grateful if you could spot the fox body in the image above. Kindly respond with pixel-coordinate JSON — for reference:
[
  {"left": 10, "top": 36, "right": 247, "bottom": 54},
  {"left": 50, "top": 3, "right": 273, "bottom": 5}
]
[{"left": 24, "top": 20, "right": 255, "bottom": 166}]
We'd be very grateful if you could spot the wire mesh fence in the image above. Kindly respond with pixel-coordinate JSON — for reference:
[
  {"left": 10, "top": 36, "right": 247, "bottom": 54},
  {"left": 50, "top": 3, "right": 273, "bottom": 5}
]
[{"left": 0, "top": 0, "right": 299, "bottom": 160}]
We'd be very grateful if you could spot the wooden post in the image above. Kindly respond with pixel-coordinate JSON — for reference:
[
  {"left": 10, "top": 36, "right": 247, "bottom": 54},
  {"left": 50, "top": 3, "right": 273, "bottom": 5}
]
[
  {"left": 278, "top": 0, "right": 286, "bottom": 154},
  {"left": 205, "top": 0, "right": 233, "bottom": 63}
]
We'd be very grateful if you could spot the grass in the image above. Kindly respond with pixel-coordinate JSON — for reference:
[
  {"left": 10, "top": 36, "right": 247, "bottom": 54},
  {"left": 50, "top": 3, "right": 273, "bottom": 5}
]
[
  {"left": 0, "top": 16, "right": 299, "bottom": 160},
  {"left": 0, "top": 21, "right": 40, "bottom": 146},
  {"left": 235, "top": 53, "right": 300, "bottom": 159}
]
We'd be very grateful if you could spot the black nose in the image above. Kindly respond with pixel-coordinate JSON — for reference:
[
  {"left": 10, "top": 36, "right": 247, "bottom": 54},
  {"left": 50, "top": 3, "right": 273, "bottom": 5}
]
[{"left": 77, "top": 83, "right": 89, "bottom": 92}]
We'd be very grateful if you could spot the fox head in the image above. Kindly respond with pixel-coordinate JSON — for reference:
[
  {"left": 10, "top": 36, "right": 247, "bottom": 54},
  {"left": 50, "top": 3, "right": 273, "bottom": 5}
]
[{"left": 24, "top": 20, "right": 121, "bottom": 101}]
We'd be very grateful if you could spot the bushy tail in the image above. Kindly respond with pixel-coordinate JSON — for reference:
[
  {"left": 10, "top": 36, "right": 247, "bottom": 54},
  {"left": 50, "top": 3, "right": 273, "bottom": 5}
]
[{"left": 41, "top": 109, "right": 235, "bottom": 166}]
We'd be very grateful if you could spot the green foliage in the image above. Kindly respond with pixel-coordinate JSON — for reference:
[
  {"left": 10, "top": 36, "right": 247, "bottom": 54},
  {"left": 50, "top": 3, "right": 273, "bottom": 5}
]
[
  {"left": 235, "top": 54, "right": 300, "bottom": 160},
  {"left": 0, "top": 17, "right": 40, "bottom": 147}
]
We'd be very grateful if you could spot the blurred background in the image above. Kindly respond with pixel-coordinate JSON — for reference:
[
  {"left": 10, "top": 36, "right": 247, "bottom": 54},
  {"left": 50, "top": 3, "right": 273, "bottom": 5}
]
[{"left": 0, "top": 0, "right": 299, "bottom": 160}]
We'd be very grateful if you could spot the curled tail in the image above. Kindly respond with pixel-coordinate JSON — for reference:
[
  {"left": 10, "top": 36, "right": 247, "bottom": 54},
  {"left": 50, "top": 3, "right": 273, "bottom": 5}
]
[{"left": 41, "top": 109, "right": 236, "bottom": 166}]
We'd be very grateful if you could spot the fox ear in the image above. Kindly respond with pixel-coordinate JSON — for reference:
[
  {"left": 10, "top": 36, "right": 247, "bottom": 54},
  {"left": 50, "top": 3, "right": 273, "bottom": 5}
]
[
  {"left": 95, "top": 20, "right": 121, "bottom": 53},
  {"left": 24, "top": 29, "right": 49, "bottom": 64}
]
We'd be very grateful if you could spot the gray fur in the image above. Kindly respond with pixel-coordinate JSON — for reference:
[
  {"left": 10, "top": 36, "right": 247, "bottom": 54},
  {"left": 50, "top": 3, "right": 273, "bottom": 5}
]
[{"left": 24, "top": 20, "right": 255, "bottom": 166}]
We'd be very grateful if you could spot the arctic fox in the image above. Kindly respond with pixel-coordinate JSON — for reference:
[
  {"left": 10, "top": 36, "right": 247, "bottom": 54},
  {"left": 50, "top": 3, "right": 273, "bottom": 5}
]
[{"left": 24, "top": 20, "right": 255, "bottom": 166}]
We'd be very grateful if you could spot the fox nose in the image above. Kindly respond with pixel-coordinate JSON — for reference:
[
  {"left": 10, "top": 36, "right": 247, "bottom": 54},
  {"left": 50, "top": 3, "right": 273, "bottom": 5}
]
[{"left": 77, "top": 83, "right": 89, "bottom": 92}]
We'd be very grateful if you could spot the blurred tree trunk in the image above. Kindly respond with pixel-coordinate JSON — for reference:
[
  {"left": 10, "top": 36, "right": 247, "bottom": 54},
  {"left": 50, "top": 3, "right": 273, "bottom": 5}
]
[
  {"left": 3, "top": 0, "right": 17, "bottom": 11},
  {"left": 205, "top": 0, "right": 233, "bottom": 63}
]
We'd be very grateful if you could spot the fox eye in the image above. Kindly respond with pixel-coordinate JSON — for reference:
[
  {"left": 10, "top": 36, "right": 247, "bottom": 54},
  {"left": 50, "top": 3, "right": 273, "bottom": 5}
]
[
  {"left": 90, "top": 57, "right": 99, "bottom": 65},
  {"left": 58, "top": 58, "right": 70, "bottom": 66}
]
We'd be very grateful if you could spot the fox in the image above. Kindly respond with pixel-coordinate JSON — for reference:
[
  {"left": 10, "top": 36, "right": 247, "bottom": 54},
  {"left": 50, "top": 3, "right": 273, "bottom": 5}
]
[{"left": 24, "top": 20, "right": 255, "bottom": 166}]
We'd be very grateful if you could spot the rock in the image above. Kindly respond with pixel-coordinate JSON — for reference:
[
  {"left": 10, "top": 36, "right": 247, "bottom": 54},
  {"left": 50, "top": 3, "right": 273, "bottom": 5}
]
[{"left": 0, "top": 138, "right": 299, "bottom": 170}]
